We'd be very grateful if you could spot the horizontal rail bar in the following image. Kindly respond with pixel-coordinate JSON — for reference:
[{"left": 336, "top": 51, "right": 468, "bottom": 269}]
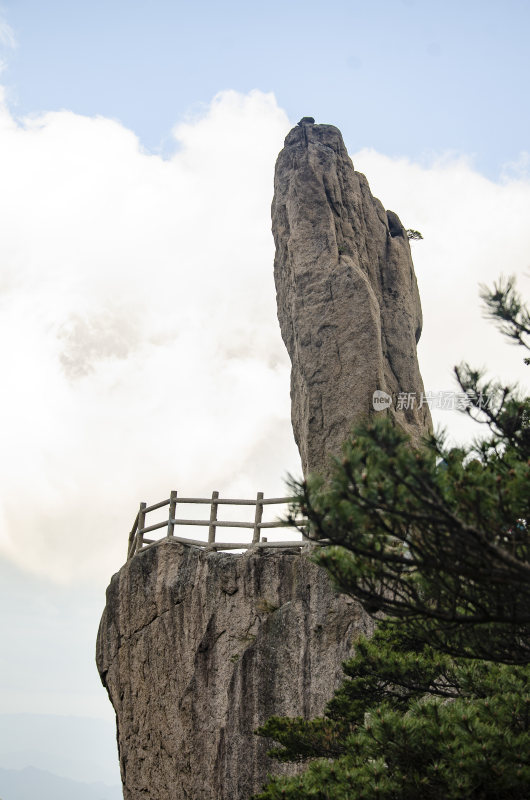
[
  {"left": 172, "top": 536, "right": 215, "bottom": 547},
  {"left": 140, "top": 520, "right": 170, "bottom": 535},
  {"left": 172, "top": 497, "right": 256, "bottom": 506},
  {"left": 138, "top": 536, "right": 307, "bottom": 551},
  {"left": 212, "top": 540, "right": 304, "bottom": 550},
  {"left": 144, "top": 498, "right": 171, "bottom": 513},
  {"left": 258, "top": 520, "right": 305, "bottom": 529},
  {"left": 170, "top": 518, "right": 255, "bottom": 529},
  {"left": 260, "top": 497, "right": 294, "bottom": 505},
  {"left": 139, "top": 520, "right": 304, "bottom": 536},
  {"left": 139, "top": 518, "right": 306, "bottom": 535},
  {"left": 253, "top": 539, "right": 305, "bottom": 548},
  {"left": 160, "top": 496, "right": 292, "bottom": 506}
]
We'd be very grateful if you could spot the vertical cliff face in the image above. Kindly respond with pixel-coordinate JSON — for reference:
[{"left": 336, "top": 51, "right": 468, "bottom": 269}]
[
  {"left": 96, "top": 541, "right": 372, "bottom": 800},
  {"left": 273, "top": 119, "right": 432, "bottom": 476}
]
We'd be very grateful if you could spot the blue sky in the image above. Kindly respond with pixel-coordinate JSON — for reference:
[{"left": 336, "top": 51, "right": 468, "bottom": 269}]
[
  {"left": 3, "top": 0, "right": 530, "bottom": 177},
  {"left": 0, "top": 2, "right": 529, "bottom": 796}
]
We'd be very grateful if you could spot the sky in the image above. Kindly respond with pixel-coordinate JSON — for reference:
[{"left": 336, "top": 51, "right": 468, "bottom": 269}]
[{"left": 0, "top": 0, "right": 529, "bottom": 793}]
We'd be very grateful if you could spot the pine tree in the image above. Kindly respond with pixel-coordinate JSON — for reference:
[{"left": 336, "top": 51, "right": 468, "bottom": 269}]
[
  {"left": 255, "top": 624, "right": 530, "bottom": 800},
  {"left": 253, "top": 278, "right": 530, "bottom": 800}
]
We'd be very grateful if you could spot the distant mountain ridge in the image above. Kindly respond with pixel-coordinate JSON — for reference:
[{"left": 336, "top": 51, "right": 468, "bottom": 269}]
[
  {"left": 0, "top": 765, "right": 122, "bottom": 800},
  {"left": 0, "top": 713, "right": 119, "bottom": 786}
]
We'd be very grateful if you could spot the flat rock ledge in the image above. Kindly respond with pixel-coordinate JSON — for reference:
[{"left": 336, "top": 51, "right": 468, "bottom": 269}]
[{"left": 96, "top": 540, "right": 372, "bottom": 800}]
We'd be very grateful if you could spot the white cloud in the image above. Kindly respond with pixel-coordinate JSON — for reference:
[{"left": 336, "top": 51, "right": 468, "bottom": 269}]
[
  {"left": 500, "top": 150, "right": 530, "bottom": 182},
  {"left": 0, "top": 89, "right": 299, "bottom": 583},
  {"left": 0, "top": 91, "right": 528, "bottom": 584}
]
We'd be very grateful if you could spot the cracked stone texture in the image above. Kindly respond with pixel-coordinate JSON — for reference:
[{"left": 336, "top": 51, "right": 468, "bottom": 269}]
[
  {"left": 273, "top": 120, "right": 432, "bottom": 476},
  {"left": 96, "top": 541, "right": 372, "bottom": 800}
]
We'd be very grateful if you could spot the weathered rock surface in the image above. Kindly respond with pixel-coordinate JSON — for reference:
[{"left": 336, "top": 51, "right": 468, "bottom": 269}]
[
  {"left": 96, "top": 541, "right": 372, "bottom": 800},
  {"left": 273, "top": 119, "right": 432, "bottom": 476}
]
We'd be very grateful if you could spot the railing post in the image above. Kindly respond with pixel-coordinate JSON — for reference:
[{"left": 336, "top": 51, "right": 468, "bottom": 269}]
[
  {"left": 168, "top": 490, "right": 177, "bottom": 537},
  {"left": 208, "top": 491, "right": 219, "bottom": 547},
  {"left": 137, "top": 502, "right": 147, "bottom": 553},
  {"left": 127, "top": 510, "right": 140, "bottom": 560},
  {"left": 252, "top": 492, "right": 264, "bottom": 544}
]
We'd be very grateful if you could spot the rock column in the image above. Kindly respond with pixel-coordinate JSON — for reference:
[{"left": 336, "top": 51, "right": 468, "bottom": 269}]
[{"left": 273, "top": 119, "right": 432, "bottom": 476}]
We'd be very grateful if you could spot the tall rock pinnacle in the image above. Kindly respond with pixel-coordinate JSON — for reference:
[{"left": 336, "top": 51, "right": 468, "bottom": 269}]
[{"left": 273, "top": 119, "right": 432, "bottom": 476}]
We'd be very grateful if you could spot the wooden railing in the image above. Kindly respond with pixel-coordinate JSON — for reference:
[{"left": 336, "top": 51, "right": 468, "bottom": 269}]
[{"left": 127, "top": 491, "right": 309, "bottom": 560}]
